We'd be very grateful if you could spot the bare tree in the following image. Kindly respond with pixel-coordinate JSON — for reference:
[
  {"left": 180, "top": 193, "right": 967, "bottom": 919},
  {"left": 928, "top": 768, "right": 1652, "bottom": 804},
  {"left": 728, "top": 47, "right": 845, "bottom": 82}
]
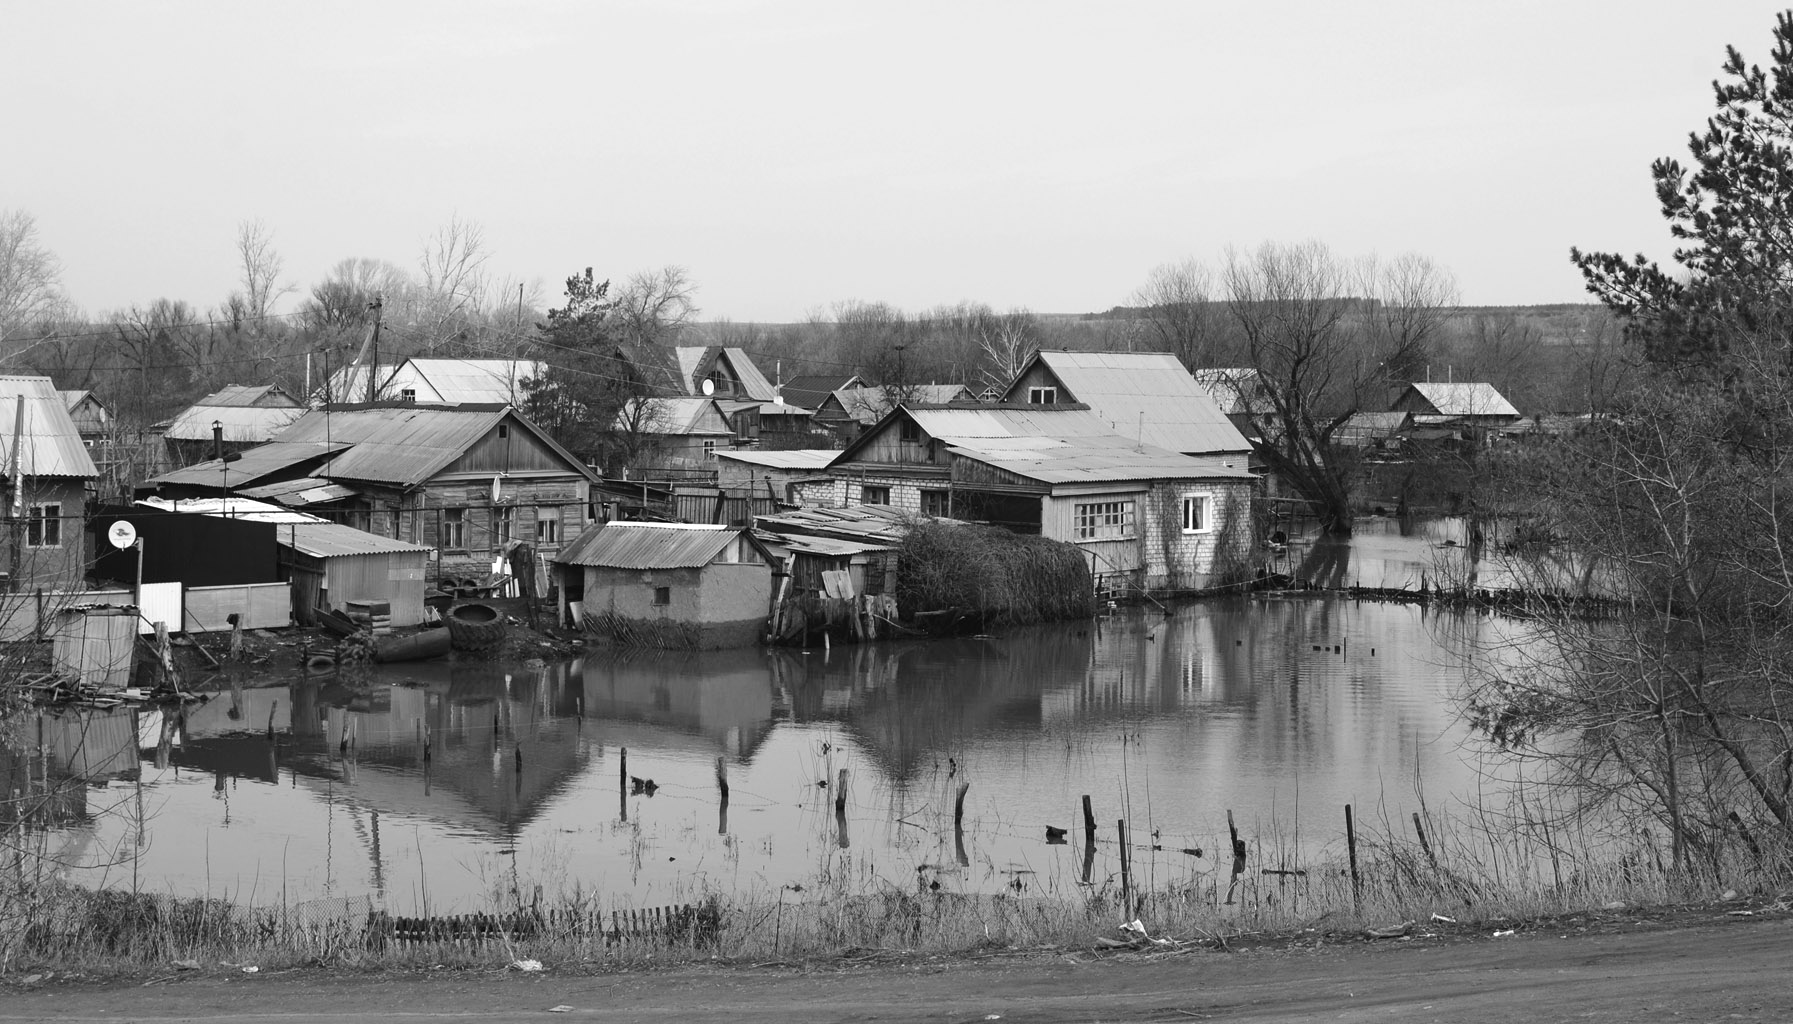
[
  {"left": 1359, "top": 251, "right": 1459, "bottom": 388},
  {"left": 611, "top": 266, "right": 699, "bottom": 346},
  {"left": 1223, "top": 241, "right": 1440, "bottom": 534},
  {"left": 977, "top": 308, "right": 1039, "bottom": 395},
  {"left": 416, "top": 215, "right": 492, "bottom": 349},
  {"left": 1132, "top": 258, "right": 1231, "bottom": 369},
  {"left": 230, "top": 218, "right": 293, "bottom": 324},
  {"left": 0, "top": 210, "right": 64, "bottom": 349}
]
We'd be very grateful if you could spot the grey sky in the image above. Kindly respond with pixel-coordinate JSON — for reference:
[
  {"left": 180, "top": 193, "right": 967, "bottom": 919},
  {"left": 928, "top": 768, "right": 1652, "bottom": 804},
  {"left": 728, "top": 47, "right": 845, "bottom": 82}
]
[{"left": 6, "top": 1, "right": 1785, "bottom": 321}]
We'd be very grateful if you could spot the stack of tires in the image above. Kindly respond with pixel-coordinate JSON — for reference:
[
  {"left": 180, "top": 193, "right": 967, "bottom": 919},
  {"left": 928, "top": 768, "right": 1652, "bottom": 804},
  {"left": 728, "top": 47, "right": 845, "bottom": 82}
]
[{"left": 445, "top": 602, "right": 507, "bottom": 653}]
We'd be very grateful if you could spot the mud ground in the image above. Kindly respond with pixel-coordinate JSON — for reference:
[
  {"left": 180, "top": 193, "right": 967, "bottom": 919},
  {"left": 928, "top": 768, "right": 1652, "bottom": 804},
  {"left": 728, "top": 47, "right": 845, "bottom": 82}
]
[{"left": 4, "top": 906, "right": 1789, "bottom": 1023}]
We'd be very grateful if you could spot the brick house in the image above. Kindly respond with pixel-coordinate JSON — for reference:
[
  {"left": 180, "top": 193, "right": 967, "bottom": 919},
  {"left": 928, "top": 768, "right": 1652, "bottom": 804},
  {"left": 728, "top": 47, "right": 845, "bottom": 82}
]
[
  {"left": 149, "top": 402, "right": 598, "bottom": 589},
  {"left": 794, "top": 404, "right": 1256, "bottom": 592}
]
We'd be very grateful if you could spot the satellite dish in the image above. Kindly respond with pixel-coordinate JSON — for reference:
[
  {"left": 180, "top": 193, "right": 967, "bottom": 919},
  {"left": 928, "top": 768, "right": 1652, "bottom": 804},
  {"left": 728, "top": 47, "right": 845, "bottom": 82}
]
[
  {"left": 108, "top": 520, "right": 137, "bottom": 550},
  {"left": 701, "top": 378, "right": 715, "bottom": 396}
]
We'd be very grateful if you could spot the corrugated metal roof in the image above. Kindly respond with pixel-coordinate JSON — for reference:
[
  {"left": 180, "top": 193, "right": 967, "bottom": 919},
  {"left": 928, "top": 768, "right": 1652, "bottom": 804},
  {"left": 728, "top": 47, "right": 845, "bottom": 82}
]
[
  {"left": 1404, "top": 382, "right": 1520, "bottom": 418},
  {"left": 136, "top": 495, "right": 320, "bottom": 522},
  {"left": 1006, "top": 351, "right": 1251, "bottom": 456},
  {"left": 622, "top": 397, "right": 732, "bottom": 436},
  {"left": 895, "top": 407, "right": 1251, "bottom": 485},
  {"left": 235, "top": 477, "right": 360, "bottom": 506},
  {"left": 720, "top": 348, "right": 777, "bottom": 401},
  {"left": 780, "top": 374, "right": 859, "bottom": 411},
  {"left": 714, "top": 449, "right": 837, "bottom": 470},
  {"left": 404, "top": 358, "right": 544, "bottom": 404},
  {"left": 58, "top": 389, "right": 92, "bottom": 411},
  {"left": 152, "top": 440, "right": 349, "bottom": 487},
  {"left": 162, "top": 403, "right": 305, "bottom": 441},
  {"left": 280, "top": 521, "right": 433, "bottom": 558},
  {"left": 674, "top": 348, "right": 708, "bottom": 395},
  {"left": 755, "top": 504, "right": 925, "bottom": 544},
  {"left": 554, "top": 521, "right": 745, "bottom": 568},
  {"left": 199, "top": 384, "right": 300, "bottom": 408},
  {"left": 0, "top": 376, "right": 100, "bottom": 478}
]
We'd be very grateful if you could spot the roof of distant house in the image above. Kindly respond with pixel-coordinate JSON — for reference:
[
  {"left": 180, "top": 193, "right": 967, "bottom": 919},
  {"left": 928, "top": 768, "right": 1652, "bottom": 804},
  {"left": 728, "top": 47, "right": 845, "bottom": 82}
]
[
  {"left": 714, "top": 449, "right": 838, "bottom": 470},
  {"left": 401, "top": 358, "right": 544, "bottom": 404},
  {"left": 1005, "top": 351, "right": 1251, "bottom": 455},
  {"left": 619, "top": 396, "right": 733, "bottom": 435},
  {"left": 827, "top": 384, "right": 971, "bottom": 424},
  {"left": 896, "top": 406, "right": 1253, "bottom": 485},
  {"left": 1189, "top": 367, "right": 1270, "bottom": 417},
  {"left": 0, "top": 376, "right": 99, "bottom": 478},
  {"left": 780, "top": 374, "right": 861, "bottom": 411},
  {"left": 1399, "top": 382, "right": 1520, "bottom": 418},
  {"left": 672, "top": 346, "right": 779, "bottom": 402},
  {"left": 153, "top": 403, "right": 597, "bottom": 489},
  {"left": 200, "top": 384, "right": 301, "bottom": 408},
  {"left": 554, "top": 521, "right": 752, "bottom": 569}
]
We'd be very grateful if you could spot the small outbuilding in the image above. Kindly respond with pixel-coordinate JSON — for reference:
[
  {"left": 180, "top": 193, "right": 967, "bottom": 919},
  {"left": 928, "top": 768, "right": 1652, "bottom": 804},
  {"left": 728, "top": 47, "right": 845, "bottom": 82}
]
[{"left": 552, "top": 522, "right": 773, "bottom": 649}]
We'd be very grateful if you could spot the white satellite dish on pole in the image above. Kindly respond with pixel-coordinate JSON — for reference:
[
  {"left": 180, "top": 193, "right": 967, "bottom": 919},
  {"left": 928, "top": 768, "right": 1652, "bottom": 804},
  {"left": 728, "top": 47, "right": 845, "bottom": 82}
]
[
  {"left": 701, "top": 378, "right": 715, "bottom": 396},
  {"left": 107, "top": 520, "right": 137, "bottom": 550}
]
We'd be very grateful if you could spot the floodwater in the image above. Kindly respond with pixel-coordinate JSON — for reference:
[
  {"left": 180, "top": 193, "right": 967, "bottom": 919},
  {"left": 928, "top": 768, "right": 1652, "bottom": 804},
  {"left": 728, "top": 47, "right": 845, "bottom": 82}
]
[{"left": 10, "top": 593, "right": 1524, "bottom": 916}]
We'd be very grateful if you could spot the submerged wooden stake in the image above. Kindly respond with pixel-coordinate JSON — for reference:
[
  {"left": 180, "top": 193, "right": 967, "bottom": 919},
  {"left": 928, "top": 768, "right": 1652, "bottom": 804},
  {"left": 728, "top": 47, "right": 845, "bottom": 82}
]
[
  {"left": 1412, "top": 812, "right": 1437, "bottom": 871},
  {"left": 1345, "top": 804, "right": 1361, "bottom": 907},
  {"left": 1118, "top": 819, "right": 1132, "bottom": 911},
  {"left": 834, "top": 768, "right": 848, "bottom": 814}
]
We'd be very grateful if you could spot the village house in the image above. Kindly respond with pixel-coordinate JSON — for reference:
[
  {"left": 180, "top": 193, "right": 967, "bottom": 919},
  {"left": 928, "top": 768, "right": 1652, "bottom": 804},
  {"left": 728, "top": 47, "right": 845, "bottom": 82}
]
[
  {"left": 794, "top": 404, "right": 1257, "bottom": 592},
  {"left": 714, "top": 449, "right": 836, "bottom": 501},
  {"left": 147, "top": 402, "right": 599, "bottom": 592},
  {"left": 1390, "top": 382, "right": 1522, "bottom": 430},
  {"left": 619, "top": 396, "right": 736, "bottom": 470},
  {"left": 0, "top": 376, "right": 99, "bottom": 590},
  {"left": 778, "top": 373, "right": 861, "bottom": 414},
  {"left": 59, "top": 390, "right": 111, "bottom": 445},
  {"left": 551, "top": 521, "right": 773, "bottom": 649},
  {"left": 316, "top": 357, "right": 546, "bottom": 407},
  {"left": 811, "top": 383, "right": 974, "bottom": 440},
  {"left": 1002, "top": 351, "right": 1252, "bottom": 469},
  {"left": 155, "top": 384, "right": 305, "bottom": 468}
]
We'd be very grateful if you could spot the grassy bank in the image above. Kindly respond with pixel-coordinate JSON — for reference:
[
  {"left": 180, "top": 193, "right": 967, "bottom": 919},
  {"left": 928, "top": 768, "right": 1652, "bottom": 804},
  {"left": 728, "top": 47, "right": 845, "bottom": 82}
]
[{"left": 4, "top": 808, "right": 1784, "bottom": 975}]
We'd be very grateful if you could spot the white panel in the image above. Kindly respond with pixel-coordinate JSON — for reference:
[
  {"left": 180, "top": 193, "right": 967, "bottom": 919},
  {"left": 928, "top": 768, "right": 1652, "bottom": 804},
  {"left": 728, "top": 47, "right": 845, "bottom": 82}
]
[{"left": 137, "top": 581, "right": 183, "bottom": 635}]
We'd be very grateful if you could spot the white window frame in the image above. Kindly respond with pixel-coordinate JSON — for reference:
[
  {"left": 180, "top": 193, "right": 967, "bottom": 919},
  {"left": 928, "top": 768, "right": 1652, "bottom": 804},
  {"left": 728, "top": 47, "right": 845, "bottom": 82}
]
[
  {"left": 536, "top": 507, "right": 560, "bottom": 545},
  {"left": 862, "top": 484, "right": 891, "bottom": 505},
  {"left": 1027, "top": 386, "right": 1057, "bottom": 405},
  {"left": 443, "top": 507, "right": 468, "bottom": 550},
  {"left": 1074, "top": 499, "right": 1135, "bottom": 540},
  {"left": 1182, "top": 494, "right": 1213, "bottom": 534}
]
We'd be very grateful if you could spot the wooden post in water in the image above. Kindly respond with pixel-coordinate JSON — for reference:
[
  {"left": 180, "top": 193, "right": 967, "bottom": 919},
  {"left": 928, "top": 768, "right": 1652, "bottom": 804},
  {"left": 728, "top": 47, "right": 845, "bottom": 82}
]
[
  {"left": 1082, "top": 794, "right": 1096, "bottom": 843},
  {"left": 835, "top": 768, "right": 850, "bottom": 849},
  {"left": 1345, "top": 804, "right": 1361, "bottom": 908},
  {"left": 1118, "top": 819, "right": 1132, "bottom": 912},
  {"left": 619, "top": 746, "right": 628, "bottom": 822},
  {"left": 716, "top": 757, "right": 730, "bottom": 835},
  {"left": 265, "top": 699, "right": 277, "bottom": 743},
  {"left": 1412, "top": 812, "right": 1437, "bottom": 871}
]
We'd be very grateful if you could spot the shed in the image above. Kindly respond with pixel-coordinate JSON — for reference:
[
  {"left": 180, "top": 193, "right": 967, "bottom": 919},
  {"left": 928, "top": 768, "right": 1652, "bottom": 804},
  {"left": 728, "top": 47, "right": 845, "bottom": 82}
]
[
  {"left": 276, "top": 521, "right": 431, "bottom": 628},
  {"left": 552, "top": 522, "right": 772, "bottom": 649}
]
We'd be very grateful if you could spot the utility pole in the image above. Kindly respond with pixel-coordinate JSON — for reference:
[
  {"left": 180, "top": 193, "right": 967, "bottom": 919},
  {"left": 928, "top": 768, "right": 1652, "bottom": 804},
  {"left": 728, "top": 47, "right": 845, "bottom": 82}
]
[{"left": 366, "top": 296, "right": 385, "bottom": 403}]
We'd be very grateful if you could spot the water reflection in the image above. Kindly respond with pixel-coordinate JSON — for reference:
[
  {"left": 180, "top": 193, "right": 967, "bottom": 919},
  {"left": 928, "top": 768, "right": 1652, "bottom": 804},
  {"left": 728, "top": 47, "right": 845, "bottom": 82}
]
[{"left": 15, "top": 594, "right": 1515, "bottom": 912}]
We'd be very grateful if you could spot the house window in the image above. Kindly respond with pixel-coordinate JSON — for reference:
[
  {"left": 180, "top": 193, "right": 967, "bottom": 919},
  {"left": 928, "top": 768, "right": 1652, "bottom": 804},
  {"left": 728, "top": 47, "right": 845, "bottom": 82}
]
[
  {"left": 26, "top": 504, "right": 60, "bottom": 548},
  {"left": 921, "top": 490, "right": 950, "bottom": 517},
  {"left": 495, "top": 506, "right": 514, "bottom": 548},
  {"left": 1182, "top": 495, "right": 1213, "bottom": 534},
  {"left": 1074, "top": 499, "right": 1135, "bottom": 540},
  {"left": 900, "top": 419, "right": 922, "bottom": 443},
  {"left": 443, "top": 507, "right": 467, "bottom": 550},
  {"left": 400, "top": 388, "right": 416, "bottom": 402},
  {"left": 1028, "top": 386, "right": 1058, "bottom": 405},
  {"left": 497, "top": 423, "right": 509, "bottom": 439},
  {"left": 536, "top": 508, "right": 560, "bottom": 545},
  {"left": 652, "top": 586, "right": 671, "bottom": 606},
  {"left": 862, "top": 484, "right": 890, "bottom": 505},
  {"left": 702, "top": 439, "right": 718, "bottom": 458}
]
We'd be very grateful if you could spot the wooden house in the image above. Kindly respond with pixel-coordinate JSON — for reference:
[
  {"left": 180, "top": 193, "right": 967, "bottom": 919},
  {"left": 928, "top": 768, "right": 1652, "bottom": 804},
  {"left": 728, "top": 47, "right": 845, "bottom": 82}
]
[
  {"left": 148, "top": 402, "right": 599, "bottom": 590},
  {"left": 157, "top": 384, "right": 305, "bottom": 467},
  {"left": 1390, "top": 382, "right": 1521, "bottom": 428},
  {"left": 0, "top": 376, "right": 99, "bottom": 590},
  {"left": 811, "top": 384, "right": 973, "bottom": 440},
  {"left": 1002, "top": 351, "right": 1252, "bottom": 466},
  {"left": 797, "top": 403, "right": 1256, "bottom": 593},
  {"left": 552, "top": 521, "right": 773, "bottom": 649}
]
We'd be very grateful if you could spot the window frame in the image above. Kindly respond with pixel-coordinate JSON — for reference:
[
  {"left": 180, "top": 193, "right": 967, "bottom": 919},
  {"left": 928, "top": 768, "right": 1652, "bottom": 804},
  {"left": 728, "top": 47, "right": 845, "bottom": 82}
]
[
  {"left": 1181, "top": 494, "right": 1213, "bottom": 534},
  {"left": 1027, "top": 386, "right": 1058, "bottom": 405},
  {"left": 652, "top": 585, "right": 671, "bottom": 606},
  {"left": 920, "top": 489, "right": 950, "bottom": 518},
  {"left": 899, "top": 419, "right": 922, "bottom": 443},
  {"left": 536, "top": 507, "right": 560, "bottom": 545},
  {"left": 1073, "top": 499, "right": 1136, "bottom": 541},
  {"left": 442, "top": 507, "right": 468, "bottom": 550},
  {"left": 26, "top": 503, "right": 61, "bottom": 548},
  {"left": 861, "top": 484, "right": 891, "bottom": 505}
]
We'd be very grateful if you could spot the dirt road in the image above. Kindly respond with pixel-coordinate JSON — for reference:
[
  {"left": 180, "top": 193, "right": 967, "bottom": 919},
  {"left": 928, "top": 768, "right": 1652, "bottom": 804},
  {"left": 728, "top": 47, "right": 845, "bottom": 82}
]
[{"left": 5, "top": 913, "right": 1789, "bottom": 1023}]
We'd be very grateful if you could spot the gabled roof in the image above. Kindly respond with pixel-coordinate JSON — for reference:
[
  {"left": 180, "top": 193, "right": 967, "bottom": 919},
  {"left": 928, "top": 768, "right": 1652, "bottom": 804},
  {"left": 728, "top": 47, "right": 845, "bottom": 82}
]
[
  {"left": 153, "top": 403, "right": 598, "bottom": 489},
  {"left": 893, "top": 406, "right": 1252, "bottom": 486},
  {"left": 1399, "top": 382, "right": 1520, "bottom": 418},
  {"left": 0, "top": 376, "right": 99, "bottom": 479},
  {"left": 58, "top": 389, "right": 97, "bottom": 411},
  {"left": 162, "top": 401, "right": 305, "bottom": 442},
  {"left": 1002, "top": 351, "right": 1251, "bottom": 455},
  {"left": 824, "top": 384, "right": 972, "bottom": 425},
  {"left": 673, "top": 347, "right": 779, "bottom": 402},
  {"left": 554, "top": 521, "right": 750, "bottom": 568},
  {"left": 401, "top": 358, "right": 544, "bottom": 404},
  {"left": 200, "top": 384, "right": 301, "bottom": 408},
  {"left": 622, "top": 397, "right": 733, "bottom": 436},
  {"left": 780, "top": 374, "right": 861, "bottom": 411}
]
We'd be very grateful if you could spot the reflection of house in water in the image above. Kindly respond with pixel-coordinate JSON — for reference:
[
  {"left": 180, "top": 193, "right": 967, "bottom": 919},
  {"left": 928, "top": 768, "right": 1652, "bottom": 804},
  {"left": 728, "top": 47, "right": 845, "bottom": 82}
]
[
  {"left": 2, "top": 707, "right": 142, "bottom": 829},
  {"left": 576, "top": 649, "right": 775, "bottom": 759}
]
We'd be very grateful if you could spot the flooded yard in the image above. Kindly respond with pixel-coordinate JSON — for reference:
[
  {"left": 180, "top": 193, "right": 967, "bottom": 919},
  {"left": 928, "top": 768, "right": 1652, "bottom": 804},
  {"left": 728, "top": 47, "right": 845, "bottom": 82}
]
[{"left": 12, "top": 592, "right": 1524, "bottom": 915}]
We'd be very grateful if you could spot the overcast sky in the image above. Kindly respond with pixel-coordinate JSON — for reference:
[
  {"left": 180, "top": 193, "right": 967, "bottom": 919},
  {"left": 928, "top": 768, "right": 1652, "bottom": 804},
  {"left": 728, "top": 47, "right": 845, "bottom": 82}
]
[{"left": 5, "top": 1, "right": 1787, "bottom": 322}]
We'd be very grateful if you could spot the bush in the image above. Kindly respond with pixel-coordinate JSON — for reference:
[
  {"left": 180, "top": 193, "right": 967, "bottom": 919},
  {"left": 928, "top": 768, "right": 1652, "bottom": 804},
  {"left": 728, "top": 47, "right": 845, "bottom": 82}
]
[{"left": 896, "top": 520, "right": 1093, "bottom": 626}]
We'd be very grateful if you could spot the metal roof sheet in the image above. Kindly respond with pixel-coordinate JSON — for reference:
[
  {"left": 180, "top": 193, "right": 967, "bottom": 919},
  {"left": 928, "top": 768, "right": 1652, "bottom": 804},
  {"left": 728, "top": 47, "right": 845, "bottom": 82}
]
[
  {"left": 136, "top": 495, "right": 321, "bottom": 522},
  {"left": 279, "top": 521, "right": 433, "bottom": 558},
  {"left": 151, "top": 440, "right": 349, "bottom": 488},
  {"left": 943, "top": 432, "right": 1255, "bottom": 485},
  {"left": 554, "top": 521, "right": 745, "bottom": 568},
  {"left": 713, "top": 449, "right": 837, "bottom": 470},
  {"left": 0, "top": 376, "right": 100, "bottom": 478},
  {"left": 1006, "top": 351, "right": 1251, "bottom": 455},
  {"left": 780, "top": 374, "right": 860, "bottom": 411},
  {"left": 162, "top": 403, "right": 305, "bottom": 441},
  {"left": 720, "top": 348, "right": 778, "bottom": 401},
  {"left": 623, "top": 397, "right": 732, "bottom": 435},
  {"left": 1403, "top": 382, "right": 1520, "bottom": 418},
  {"left": 404, "top": 358, "right": 544, "bottom": 404},
  {"left": 832, "top": 385, "right": 971, "bottom": 424},
  {"left": 198, "top": 384, "right": 300, "bottom": 408},
  {"left": 234, "top": 477, "right": 360, "bottom": 506}
]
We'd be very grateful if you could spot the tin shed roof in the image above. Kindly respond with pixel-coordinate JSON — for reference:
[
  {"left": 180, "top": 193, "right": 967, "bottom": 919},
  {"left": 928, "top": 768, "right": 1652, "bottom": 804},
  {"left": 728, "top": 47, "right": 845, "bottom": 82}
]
[
  {"left": 0, "top": 376, "right": 100, "bottom": 478},
  {"left": 1004, "top": 351, "right": 1251, "bottom": 455},
  {"left": 279, "top": 522, "right": 434, "bottom": 558},
  {"left": 555, "top": 522, "right": 745, "bottom": 568},
  {"left": 1401, "top": 382, "right": 1520, "bottom": 418},
  {"left": 162, "top": 402, "right": 305, "bottom": 442},
  {"left": 404, "top": 358, "right": 544, "bottom": 404},
  {"left": 714, "top": 449, "right": 837, "bottom": 470},
  {"left": 901, "top": 407, "right": 1253, "bottom": 485}
]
